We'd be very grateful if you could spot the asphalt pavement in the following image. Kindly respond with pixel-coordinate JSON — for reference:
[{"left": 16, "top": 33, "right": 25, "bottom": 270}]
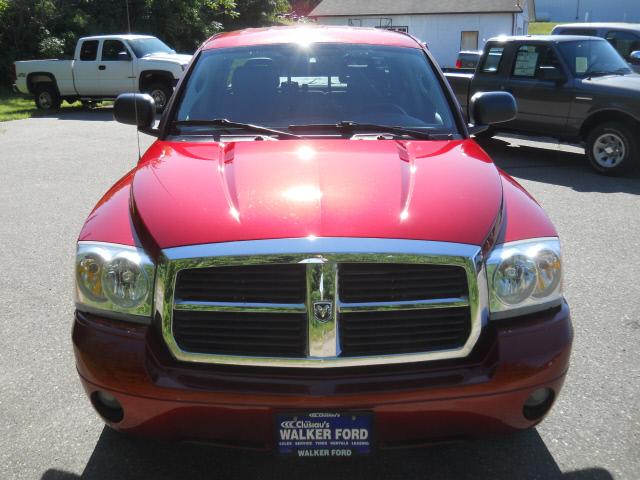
[{"left": 0, "top": 109, "right": 638, "bottom": 480}]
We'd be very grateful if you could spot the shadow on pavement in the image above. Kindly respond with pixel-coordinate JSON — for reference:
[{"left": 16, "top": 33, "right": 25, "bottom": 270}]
[
  {"left": 40, "top": 427, "right": 613, "bottom": 480},
  {"left": 477, "top": 136, "right": 640, "bottom": 195},
  {"left": 33, "top": 106, "right": 114, "bottom": 122}
]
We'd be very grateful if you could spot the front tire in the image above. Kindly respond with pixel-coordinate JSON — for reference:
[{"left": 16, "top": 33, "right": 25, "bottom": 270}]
[
  {"left": 34, "top": 84, "right": 61, "bottom": 111},
  {"left": 586, "top": 122, "right": 638, "bottom": 175},
  {"left": 146, "top": 83, "right": 172, "bottom": 112}
]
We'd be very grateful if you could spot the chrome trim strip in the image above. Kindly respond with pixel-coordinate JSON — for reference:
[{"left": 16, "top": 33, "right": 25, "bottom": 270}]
[
  {"left": 163, "top": 237, "right": 481, "bottom": 260},
  {"left": 173, "top": 301, "right": 306, "bottom": 313},
  {"left": 307, "top": 261, "right": 339, "bottom": 358},
  {"left": 338, "top": 297, "right": 469, "bottom": 313},
  {"left": 157, "top": 237, "right": 486, "bottom": 368},
  {"left": 489, "top": 297, "right": 563, "bottom": 320}
]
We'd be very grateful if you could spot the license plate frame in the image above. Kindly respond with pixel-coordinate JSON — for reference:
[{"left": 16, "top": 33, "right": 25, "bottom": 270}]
[{"left": 275, "top": 411, "right": 374, "bottom": 457}]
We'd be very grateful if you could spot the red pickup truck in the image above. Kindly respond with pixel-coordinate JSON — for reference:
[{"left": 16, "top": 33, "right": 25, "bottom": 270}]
[{"left": 73, "top": 26, "right": 572, "bottom": 455}]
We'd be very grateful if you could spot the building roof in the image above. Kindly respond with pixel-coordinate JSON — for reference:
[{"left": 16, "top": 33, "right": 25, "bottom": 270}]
[
  {"left": 203, "top": 26, "right": 421, "bottom": 50},
  {"left": 309, "top": 0, "right": 524, "bottom": 17}
]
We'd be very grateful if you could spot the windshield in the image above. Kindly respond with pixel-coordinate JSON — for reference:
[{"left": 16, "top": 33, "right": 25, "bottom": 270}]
[
  {"left": 174, "top": 43, "right": 457, "bottom": 133},
  {"left": 557, "top": 39, "right": 631, "bottom": 77},
  {"left": 128, "top": 37, "right": 173, "bottom": 57}
]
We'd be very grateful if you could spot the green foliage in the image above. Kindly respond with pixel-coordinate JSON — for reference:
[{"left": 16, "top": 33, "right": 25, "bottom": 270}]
[
  {"left": 0, "top": 0, "right": 297, "bottom": 88},
  {"left": 0, "top": 89, "right": 82, "bottom": 122},
  {"left": 38, "top": 35, "right": 65, "bottom": 58},
  {"left": 528, "top": 22, "right": 559, "bottom": 35}
]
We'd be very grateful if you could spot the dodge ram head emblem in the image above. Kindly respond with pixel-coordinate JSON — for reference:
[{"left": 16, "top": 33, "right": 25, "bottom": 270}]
[{"left": 313, "top": 301, "right": 333, "bottom": 322}]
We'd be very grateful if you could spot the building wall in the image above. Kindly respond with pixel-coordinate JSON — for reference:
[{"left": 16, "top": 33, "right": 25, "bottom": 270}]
[
  {"left": 315, "top": 13, "right": 523, "bottom": 67},
  {"left": 535, "top": 0, "right": 640, "bottom": 22}
]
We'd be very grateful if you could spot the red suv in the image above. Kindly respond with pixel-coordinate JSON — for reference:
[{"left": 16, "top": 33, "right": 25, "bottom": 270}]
[{"left": 73, "top": 26, "right": 572, "bottom": 456}]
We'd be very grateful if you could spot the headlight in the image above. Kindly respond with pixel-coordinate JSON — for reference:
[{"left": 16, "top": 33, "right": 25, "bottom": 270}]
[
  {"left": 486, "top": 238, "right": 562, "bottom": 319},
  {"left": 75, "top": 242, "right": 155, "bottom": 323}
]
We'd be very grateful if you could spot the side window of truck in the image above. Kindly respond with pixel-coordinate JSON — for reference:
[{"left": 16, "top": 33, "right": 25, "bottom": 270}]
[
  {"left": 557, "top": 28, "right": 597, "bottom": 36},
  {"left": 102, "top": 40, "right": 131, "bottom": 61},
  {"left": 80, "top": 41, "right": 99, "bottom": 61},
  {"left": 512, "top": 45, "right": 562, "bottom": 79},
  {"left": 605, "top": 30, "right": 640, "bottom": 60},
  {"left": 480, "top": 46, "right": 504, "bottom": 73}
]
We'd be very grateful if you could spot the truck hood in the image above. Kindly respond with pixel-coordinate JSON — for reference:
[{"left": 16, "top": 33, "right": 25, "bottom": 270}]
[
  {"left": 139, "top": 52, "right": 192, "bottom": 65},
  {"left": 584, "top": 73, "right": 640, "bottom": 93},
  {"left": 131, "top": 139, "right": 503, "bottom": 249}
]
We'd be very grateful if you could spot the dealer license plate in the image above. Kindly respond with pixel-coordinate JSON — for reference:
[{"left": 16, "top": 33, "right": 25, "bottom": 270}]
[{"left": 276, "top": 412, "right": 373, "bottom": 457}]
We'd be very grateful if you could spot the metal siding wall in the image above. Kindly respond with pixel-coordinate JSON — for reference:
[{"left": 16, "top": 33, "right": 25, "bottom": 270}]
[
  {"left": 315, "top": 13, "right": 516, "bottom": 68},
  {"left": 536, "top": 0, "right": 640, "bottom": 22}
]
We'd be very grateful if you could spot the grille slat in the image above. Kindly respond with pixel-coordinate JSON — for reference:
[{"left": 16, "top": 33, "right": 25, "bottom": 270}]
[
  {"left": 340, "top": 307, "right": 471, "bottom": 356},
  {"left": 173, "top": 309, "right": 307, "bottom": 357},
  {"left": 339, "top": 263, "right": 468, "bottom": 303},
  {"left": 175, "top": 264, "right": 307, "bottom": 303}
]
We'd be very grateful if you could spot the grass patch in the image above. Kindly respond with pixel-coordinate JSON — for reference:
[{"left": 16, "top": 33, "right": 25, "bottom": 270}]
[
  {"left": 528, "top": 22, "right": 559, "bottom": 35},
  {"left": 0, "top": 89, "right": 112, "bottom": 122}
]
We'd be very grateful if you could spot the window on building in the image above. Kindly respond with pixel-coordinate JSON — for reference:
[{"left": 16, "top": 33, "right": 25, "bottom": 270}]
[
  {"left": 480, "top": 46, "right": 504, "bottom": 73},
  {"left": 348, "top": 19, "right": 362, "bottom": 27},
  {"left": 460, "top": 31, "right": 479, "bottom": 51},
  {"left": 605, "top": 30, "right": 640, "bottom": 60},
  {"left": 79, "top": 40, "right": 99, "bottom": 61}
]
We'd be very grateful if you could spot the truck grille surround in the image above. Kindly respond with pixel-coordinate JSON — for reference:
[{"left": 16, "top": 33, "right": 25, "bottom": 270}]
[{"left": 157, "top": 238, "right": 486, "bottom": 368}]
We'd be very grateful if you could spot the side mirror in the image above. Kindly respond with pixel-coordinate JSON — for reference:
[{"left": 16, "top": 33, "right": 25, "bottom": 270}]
[
  {"left": 117, "top": 51, "right": 132, "bottom": 61},
  {"left": 538, "top": 65, "right": 566, "bottom": 83},
  {"left": 469, "top": 91, "right": 517, "bottom": 126},
  {"left": 629, "top": 51, "right": 640, "bottom": 65},
  {"left": 114, "top": 93, "right": 155, "bottom": 128}
]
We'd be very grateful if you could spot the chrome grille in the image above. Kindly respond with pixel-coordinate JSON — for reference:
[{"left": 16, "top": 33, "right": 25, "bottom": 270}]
[{"left": 158, "top": 238, "right": 485, "bottom": 368}]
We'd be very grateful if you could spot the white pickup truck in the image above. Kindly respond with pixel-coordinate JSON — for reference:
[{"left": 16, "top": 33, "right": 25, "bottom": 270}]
[{"left": 13, "top": 34, "right": 191, "bottom": 111}]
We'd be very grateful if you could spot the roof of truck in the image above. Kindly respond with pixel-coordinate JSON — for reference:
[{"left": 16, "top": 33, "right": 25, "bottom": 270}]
[
  {"left": 79, "top": 34, "right": 156, "bottom": 41},
  {"left": 202, "top": 26, "right": 421, "bottom": 50},
  {"left": 487, "top": 34, "right": 607, "bottom": 43},
  {"left": 552, "top": 22, "right": 640, "bottom": 32}
]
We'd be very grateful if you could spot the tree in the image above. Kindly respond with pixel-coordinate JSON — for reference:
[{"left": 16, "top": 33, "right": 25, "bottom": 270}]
[{"left": 0, "top": 0, "right": 294, "bottom": 89}]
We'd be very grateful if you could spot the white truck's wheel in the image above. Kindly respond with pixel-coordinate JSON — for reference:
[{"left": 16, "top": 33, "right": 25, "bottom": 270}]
[
  {"left": 34, "top": 84, "right": 61, "bottom": 111},
  {"left": 147, "top": 83, "right": 172, "bottom": 112}
]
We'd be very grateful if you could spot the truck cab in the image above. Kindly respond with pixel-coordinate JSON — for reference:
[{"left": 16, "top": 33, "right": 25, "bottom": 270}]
[
  {"left": 445, "top": 35, "right": 640, "bottom": 174},
  {"left": 13, "top": 34, "right": 191, "bottom": 111}
]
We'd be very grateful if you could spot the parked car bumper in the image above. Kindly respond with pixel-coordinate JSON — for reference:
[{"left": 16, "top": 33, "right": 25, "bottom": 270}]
[{"left": 73, "top": 302, "right": 572, "bottom": 449}]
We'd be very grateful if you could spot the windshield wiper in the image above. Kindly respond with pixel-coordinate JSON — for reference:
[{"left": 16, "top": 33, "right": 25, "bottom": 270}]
[
  {"left": 289, "top": 121, "right": 451, "bottom": 140},
  {"left": 172, "top": 118, "right": 301, "bottom": 139}
]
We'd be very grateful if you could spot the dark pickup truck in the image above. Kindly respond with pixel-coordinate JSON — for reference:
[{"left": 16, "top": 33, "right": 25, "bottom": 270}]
[{"left": 445, "top": 35, "right": 640, "bottom": 175}]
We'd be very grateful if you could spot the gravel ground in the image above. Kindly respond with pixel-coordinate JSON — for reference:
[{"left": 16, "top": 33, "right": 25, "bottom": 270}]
[{"left": 0, "top": 109, "right": 638, "bottom": 480}]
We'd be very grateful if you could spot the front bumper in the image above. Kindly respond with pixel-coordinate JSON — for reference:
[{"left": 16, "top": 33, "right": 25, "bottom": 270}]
[{"left": 73, "top": 302, "right": 572, "bottom": 449}]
